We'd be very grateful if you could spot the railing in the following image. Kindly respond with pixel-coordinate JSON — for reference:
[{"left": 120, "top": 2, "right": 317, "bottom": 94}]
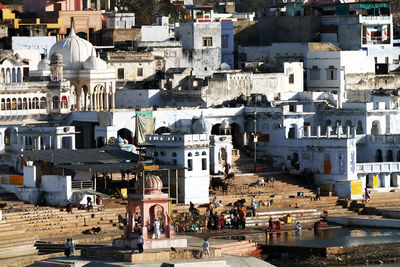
[
  {"left": 71, "top": 181, "right": 93, "bottom": 189},
  {"left": 357, "top": 162, "right": 400, "bottom": 174}
]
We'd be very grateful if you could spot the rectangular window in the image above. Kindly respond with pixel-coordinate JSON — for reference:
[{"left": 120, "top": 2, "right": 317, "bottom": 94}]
[
  {"left": 289, "top": 73, "right": 294, "bottom": 84},
  {"left": 137, "top": 68, "right": 143, "bottom": 77},
  {"left": 310, "top": 66, "right": 320, "bottom": 80},
  {"left": 222, "top": 34, "right": 229, "bottom": 49},
  {"left": 202, "top": 158, "right": 207, "bottom": 170},
  {"left": 202, "top": 37, "right": 212, "bottom": 47},
  {"left": 173, "top": 159, "right": 177, "bottom": 166},
  {"left": 117, "top": 68, "right": 124, "bottom": 80},
  {"left": 326, "top": 66, "right": 337, "bottom": 80},
  {"left": 188, "top": 159, "right": 193, "bottom": 171}
]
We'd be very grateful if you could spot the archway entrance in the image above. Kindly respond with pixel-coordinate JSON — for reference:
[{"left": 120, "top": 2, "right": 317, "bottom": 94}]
[
  {"left": 155, "top": 127, "right": 171, "bottom": 134},
  {"left": 230, "top": 123, "right": 241, "bottom": 149},
  {"left": 117, "top": 128, "right": 133, "bottom": 144},
  {"left": 211, "top": 124, "right": 221, "bottom": 135}
]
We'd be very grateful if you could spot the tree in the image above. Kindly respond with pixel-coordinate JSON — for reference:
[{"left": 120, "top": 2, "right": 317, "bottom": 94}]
[{"left": 117, "top": 0, "right": 187, "bottom": 25}]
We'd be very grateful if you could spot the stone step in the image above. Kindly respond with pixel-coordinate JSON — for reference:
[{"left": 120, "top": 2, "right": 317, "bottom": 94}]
[{"left": 0, "top": 244, "right": 38, "bottom": 259}]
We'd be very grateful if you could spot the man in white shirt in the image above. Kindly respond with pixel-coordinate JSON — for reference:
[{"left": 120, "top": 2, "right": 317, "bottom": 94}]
[
  {"left": 202, "top": 238, "right": 210, "bottom": 258},
  {"left": 153, "top": 218, "right": 160, "bottom": 239}
]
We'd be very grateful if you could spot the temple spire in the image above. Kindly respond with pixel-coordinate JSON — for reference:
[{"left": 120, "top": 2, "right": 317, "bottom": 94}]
[{"left": 68, "top": 17, "right": 76, "bottom": 37}]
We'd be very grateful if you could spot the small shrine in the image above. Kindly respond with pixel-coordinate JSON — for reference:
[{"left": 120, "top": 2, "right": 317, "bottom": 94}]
[{"left": 113, "top": 164, "right": 187, "bottom": 250}]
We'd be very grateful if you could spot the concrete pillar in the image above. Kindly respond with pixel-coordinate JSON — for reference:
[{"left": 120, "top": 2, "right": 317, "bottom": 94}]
[
  {"left": 316, "top": 126, "right": 321, "bottom": 138},
  {"left": 71, "top": 136, "right": 75, "bottom": 149},
  {"left": 111, "top": 93, "right": 115, "bottom": 110},
  {"left": 96, "top": 0, "right": 101, "bottom": 10},
  {"left": 49, "top": 136, "right": 52, "bottom": 149},
  {"left": 107, "top": 0, "right": 110, "bottom": 10},
  {"left": 37, "top": 137, "right": 41, "bottom": 150},
  {"left": 100, "top": 93, "right": 103, "bottom": 111},
  {"left": 56, "top": 136, "right": 62, "bottom": 149},
  {"left": 346, "top": 126, "right": 351, "bottom": 138},
  {"left": 337, "top": 126, "right": 342, "bottom": 138},
  {"left": 306, "top": 125, "right": 311, "bottom": 138},
  {"left": 326, "top": 126, "right": 331, "bottom": 138},
  {"left": 105, "top": 93, "right": 109, "bottom": 111},
  {"left": 380, "top": 172, "right": 391, "bottom": 188},
  {"left": 86, "top": 0, "right": 91, "bottom": 10}
]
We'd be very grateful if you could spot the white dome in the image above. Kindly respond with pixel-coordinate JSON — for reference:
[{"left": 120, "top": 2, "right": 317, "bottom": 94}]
[
  {"left": 220, "top": 62, "right": 231, "bottom": 70},
  {"left": 145, "top": 175, "right": 163, "bottom": 194},
  {"left": 84, "top": 55, "right": 107, "bottom": 70},
  {"left": 38, "top": 57, "right": 50, "bottom": 70},
  {"left": 192, "top": 112, "right": 211, "bottom": 134},
  {"left": 49, "top": 27, "right": 96, "bottom": 70}
]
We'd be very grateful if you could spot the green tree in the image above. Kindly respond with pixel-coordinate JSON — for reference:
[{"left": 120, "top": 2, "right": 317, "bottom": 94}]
[{"left": 118, "top": 0, "right": 187, "bottom": 25}]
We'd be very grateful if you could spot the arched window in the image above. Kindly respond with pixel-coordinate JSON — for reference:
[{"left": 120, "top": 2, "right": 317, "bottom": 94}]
[
  {"left": 154, "top": 151, "right": 159, "bottom": 157},
  {"left": 40, "top": 97, "right": 47, "bottom": 109},
  {"left": 356, "top": 121, "right": 363, "bottom": 134},
  {"left": 17, "top": 68, "right": 22, "bottom": 82},
  {"left": 61, "top": 96, "right": 68, "bottom": 108},
  {"left": 0, "top": 99, "right": 4, "bottom": 110},
  {"left": 17, "top": 98, "right": 22, "bottom": 110},
  {"left": 52, "top": 96, "right": 59, "bottom": 109},
  {"left": 202, "top": 151, "right": 207, "bottom": 156},
  {"left": 11, "top": 98, "right": 16, "bottom": 110},
  {"left": 11, "top": 68, "right": 16, "bottom": 82},
  {"left": 172, "top": 152, "right": 177, "bottom": 157},
  {"left": 371, "top": 120, "right": 380, "bottom": 135},
  {"left": 195, "top": 152, "right": 200, "bottom": 156},
  {"left": 6, "top": 98, "right": 11, "bottom": 110},
  {"left": 387, "top": 150, "right": 393, "bottom": 162},
  {"left": 376, "top": 149, "right": 383, "bottom": 162},
  {"left": 188, "top": 152, "right": 192, "bottom": 157},
  {"left": 23, "top": 98, "right": 27, "bottom": 110},
  {"left": 28, "top": 98, "right": 32, "bottom": 109},
  {"left": 33, "top": 97, "right": 39, "bottom": 109}
]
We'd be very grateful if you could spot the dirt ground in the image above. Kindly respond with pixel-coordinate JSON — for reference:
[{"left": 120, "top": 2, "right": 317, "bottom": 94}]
[{"left": 263, "top": 242, "right": 400, "bottom": 266}]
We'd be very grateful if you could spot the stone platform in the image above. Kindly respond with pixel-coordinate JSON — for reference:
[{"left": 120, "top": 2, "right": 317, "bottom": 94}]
[
  {"left": 80, "top": 246, "right": 221, "bottom": 263},
  {"left": 113, "top": 237, "right": 188, "bottom": 250}
]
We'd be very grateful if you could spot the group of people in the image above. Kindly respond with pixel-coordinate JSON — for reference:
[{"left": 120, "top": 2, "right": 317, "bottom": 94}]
[
  {"left": 64, "top": 196, "right": 103, "bottom": 214},
  {"left": 64, "top": 238, "right": 76, "bottom": 258}
]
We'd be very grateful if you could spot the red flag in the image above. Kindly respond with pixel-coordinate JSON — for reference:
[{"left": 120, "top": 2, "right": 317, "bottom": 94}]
[{"left": 0, "top": 3, "right": 4, "bottom": 9}]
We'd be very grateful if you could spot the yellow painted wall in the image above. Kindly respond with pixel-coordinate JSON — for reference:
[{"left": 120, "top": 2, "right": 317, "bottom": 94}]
[{"left": 351, "top": 181, "right": 362, "bottom": 195}]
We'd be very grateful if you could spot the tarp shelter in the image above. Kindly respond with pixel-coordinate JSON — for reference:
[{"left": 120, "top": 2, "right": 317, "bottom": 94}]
[
  {"left": 135, "top": 114, "right": 155, "bottom": 145},
  {"left": 22, "top": 146, "right": 139, "bottom": 165}
]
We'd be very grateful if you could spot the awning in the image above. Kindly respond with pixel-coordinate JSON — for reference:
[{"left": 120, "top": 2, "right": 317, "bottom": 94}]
[{"left": 22, "top": 145, "right": 139, "bottom": 165}]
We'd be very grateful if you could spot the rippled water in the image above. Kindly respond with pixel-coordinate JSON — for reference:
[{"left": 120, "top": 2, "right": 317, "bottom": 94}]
[{"left": 263, "top": 227, "right": 400, "bottom": 247}]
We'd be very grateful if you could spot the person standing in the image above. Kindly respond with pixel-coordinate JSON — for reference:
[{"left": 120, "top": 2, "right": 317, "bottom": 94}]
[
  {"left": 70, "top": 238, "right": 76, "bottom": 256},
  {"left": 365, "top": 187, "right": 371, "bottom": 202},
  {"left": 137, "top": 233, "right": 144, "bottom": 253},
  {"left": 202, "top": 238, "right": 210, "bottom": 258},
  {"left": 268, "top": 217, "right": 274, "bottom": 232},
  {"left": 295, "top": 221, "right": 302, "bottom": 231},
  {"left": 153, "top": 218, "right": 160, "bottom": 239},
  {"left": 315, "top": 186, "right": 321, "bottom": 201},
  {"left": 64, "top": 238, "right": 71, "bottom": 258}
]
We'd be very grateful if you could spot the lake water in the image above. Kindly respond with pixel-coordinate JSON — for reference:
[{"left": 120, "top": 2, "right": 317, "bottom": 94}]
[{"left": 220, "top": 227, "right": 400, "bottom": 248}]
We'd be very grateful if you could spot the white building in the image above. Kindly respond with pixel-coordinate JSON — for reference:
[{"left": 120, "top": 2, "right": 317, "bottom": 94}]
[{"left": 175, "top": 21, "right": 222, "bottom": 71}]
